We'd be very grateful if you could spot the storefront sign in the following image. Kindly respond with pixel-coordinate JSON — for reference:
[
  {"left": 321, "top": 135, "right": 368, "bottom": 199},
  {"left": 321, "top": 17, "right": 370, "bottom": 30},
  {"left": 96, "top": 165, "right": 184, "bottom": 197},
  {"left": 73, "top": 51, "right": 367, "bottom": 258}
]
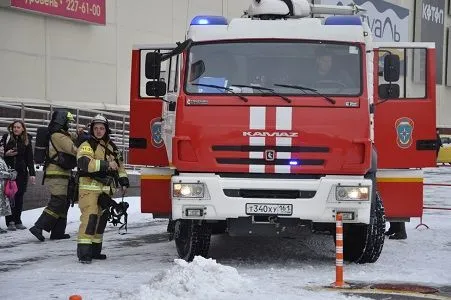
[
  {"left": 418, "top": 0, "right": 445, "bottom": 84},
  {"left": 320, "top": 0, "right": 410, "bottom": 42},
  {"left": 0, "top": 0, "right": 105, "bottom": 25}
]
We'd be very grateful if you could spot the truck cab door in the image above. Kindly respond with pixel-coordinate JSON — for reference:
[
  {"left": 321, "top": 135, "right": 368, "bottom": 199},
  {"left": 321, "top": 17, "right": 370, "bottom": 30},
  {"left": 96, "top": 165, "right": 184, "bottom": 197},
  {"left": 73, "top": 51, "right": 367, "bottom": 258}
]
[
  {"left": 129, "top": 44, "right": 176, "bottom": 166},
  {"left": 372, "top": 42, "right": 436, "bottom": 219},
  {"left": 373, "top": 42, "right": 437, "bottom": 168},
  {"left": 129, "top": 44, "right": 177, "bottom": 217}
]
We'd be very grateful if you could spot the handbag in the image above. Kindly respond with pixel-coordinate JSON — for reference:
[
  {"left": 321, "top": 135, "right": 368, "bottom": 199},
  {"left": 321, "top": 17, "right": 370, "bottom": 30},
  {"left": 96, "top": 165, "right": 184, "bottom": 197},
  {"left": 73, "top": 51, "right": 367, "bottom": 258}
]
[{"left": 4, "top": 180, "right": 18, "bottom": 199}]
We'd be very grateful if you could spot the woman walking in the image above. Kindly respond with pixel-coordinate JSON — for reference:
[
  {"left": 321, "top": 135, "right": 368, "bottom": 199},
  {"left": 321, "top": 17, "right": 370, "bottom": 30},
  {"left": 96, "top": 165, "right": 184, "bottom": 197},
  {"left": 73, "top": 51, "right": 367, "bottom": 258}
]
[{"left": 1, "top": 120, "right": 36, "bottom": 230}]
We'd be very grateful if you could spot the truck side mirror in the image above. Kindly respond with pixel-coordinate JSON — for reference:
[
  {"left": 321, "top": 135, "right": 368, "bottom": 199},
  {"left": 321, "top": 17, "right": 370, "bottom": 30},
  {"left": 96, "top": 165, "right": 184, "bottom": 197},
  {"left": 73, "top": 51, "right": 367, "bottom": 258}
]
[
  {"left": 383, "top": 54, "right": 400, "bottom": 82},
  {"left": 378, "top": 83, "right": 400, "bottom": 99},
  {"left": 145, "top": 52, "right": 162, "bottom": 79},
  {"left": 146, "top": 81, "right": 167, "bottom": 97},
  {"left": 161, "top": 39, "right": 193, "bottom": 61},
  {"left": 172, "top": 39, "right": 192, "bottom": 56}
]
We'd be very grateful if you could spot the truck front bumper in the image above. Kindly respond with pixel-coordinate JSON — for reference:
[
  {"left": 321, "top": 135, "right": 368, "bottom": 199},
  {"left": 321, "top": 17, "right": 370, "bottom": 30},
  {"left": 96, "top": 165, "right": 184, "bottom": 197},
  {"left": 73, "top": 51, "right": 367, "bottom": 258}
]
[{"left": 172, "top": 173, "right": 372, "bottom": 224}]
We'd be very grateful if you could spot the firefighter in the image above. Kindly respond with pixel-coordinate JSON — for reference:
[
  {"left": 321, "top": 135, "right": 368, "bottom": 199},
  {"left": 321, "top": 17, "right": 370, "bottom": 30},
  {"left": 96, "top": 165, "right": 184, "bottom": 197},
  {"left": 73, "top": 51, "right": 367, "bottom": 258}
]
[
  {"left": 76, "top": 114, "right": 129, "bottom": 264},
  {"left": 385, "top": 222, "right": 407, "bottom": 240},
  {"left": 312, "top": 46, "right": 354, "bottom": 88},
  {"left": 29, "top": 110, "right": 80, "bottom": 241}
]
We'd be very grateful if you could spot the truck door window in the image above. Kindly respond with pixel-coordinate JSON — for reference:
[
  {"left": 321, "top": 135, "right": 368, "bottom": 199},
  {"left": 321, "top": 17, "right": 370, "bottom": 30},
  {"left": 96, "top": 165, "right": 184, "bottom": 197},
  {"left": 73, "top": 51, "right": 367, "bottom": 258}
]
[
  {"left": 167, "top": 55, "right": 180, "bottom": 93},
  {"left": 378, "top": 48, "right": 426, "bottom": 99}
]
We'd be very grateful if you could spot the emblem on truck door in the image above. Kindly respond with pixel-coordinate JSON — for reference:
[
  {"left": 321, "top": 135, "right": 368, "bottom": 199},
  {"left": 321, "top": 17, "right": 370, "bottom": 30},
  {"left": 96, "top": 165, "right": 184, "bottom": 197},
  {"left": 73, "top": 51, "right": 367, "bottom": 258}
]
[
  {"left": 150, "top": 117, "right": 164, "bottom": 148},
  {"left": 395, "top": 117, "right": 414, "bottom": 149}
]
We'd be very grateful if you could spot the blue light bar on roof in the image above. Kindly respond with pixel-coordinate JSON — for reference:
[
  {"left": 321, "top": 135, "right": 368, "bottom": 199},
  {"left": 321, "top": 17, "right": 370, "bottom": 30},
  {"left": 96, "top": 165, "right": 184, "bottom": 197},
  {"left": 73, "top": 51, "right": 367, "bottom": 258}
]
[
  {"left": 324, "top": 16, "right": 362, "bottom": 26},
  {"left": 190, "top": 15, "right": 228, "bottom": 25}
]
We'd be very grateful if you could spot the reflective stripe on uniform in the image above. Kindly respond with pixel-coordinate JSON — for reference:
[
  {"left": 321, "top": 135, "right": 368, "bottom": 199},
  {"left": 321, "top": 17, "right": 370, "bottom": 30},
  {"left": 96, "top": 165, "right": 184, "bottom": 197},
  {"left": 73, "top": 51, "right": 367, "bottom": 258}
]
[
  {"left": 79, "top": 184, "right": 102, "bottom": 191},
  {"left": 119, "top": 171, "right": 127, "bottom": 177},
  {"left": 92, "top": 238, "right": 102, "bottom": 243},
  {"left": 78, "top": 238, "right": 92, "bottom": 244},
  {"left": 45, "top": 170, "right": 70, "bottom": 176},
  {"left": 44, "top": 208, "right": 60, "bottom": 219},
  {"left": 79, "top": 184, "right": 113, "bottom": 193},
  {"left": 95, "top": 160, "right": 101, "bottom": 172}
]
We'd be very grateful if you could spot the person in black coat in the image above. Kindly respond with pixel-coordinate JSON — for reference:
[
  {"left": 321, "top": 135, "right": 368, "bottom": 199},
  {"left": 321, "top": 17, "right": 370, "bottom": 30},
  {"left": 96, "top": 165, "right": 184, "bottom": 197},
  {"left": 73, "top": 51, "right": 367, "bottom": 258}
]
[
  {"left": 1, "top": 120, "right": 36, "bottom": 230},
  {"left": 436, "top": 128, "right": 443, "bottom": 157},
  {"left": 385, "top": 221, "right": 407, "bottom": 240},
  {"left": 310, "top": 46, "right": 354, "bottom": 89}
]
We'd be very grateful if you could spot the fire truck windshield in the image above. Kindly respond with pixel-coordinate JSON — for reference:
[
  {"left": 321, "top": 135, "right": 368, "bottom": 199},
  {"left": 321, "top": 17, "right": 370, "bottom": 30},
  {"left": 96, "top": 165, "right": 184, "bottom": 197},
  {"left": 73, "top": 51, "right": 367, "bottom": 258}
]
[{"left": 185, "top": 41, "right": 362, "bottom": 96}]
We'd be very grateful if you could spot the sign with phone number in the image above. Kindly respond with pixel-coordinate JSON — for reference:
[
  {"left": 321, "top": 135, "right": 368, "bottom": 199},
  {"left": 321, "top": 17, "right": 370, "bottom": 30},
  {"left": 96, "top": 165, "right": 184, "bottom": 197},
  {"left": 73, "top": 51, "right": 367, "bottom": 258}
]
[{"left": 2, "top": 0, "right": 105, "bottom": 25}]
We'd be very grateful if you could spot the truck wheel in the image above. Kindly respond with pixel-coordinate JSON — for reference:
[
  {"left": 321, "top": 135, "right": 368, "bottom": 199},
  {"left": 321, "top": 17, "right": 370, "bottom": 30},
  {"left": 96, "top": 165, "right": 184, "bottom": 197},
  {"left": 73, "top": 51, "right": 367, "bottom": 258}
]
[
  {"left": 174, "top": 220, "right": 212, "bottom": 262},
  {"left": 343, "top": 192, "right": 386, "bottom": 264}
]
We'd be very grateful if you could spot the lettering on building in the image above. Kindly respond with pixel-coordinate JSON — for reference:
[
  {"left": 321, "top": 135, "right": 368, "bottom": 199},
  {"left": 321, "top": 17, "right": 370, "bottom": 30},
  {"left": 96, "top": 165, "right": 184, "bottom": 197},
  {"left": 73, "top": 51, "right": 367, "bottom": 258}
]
[{"left": 422, "top": 3, "right": 444, "bottom": 24}]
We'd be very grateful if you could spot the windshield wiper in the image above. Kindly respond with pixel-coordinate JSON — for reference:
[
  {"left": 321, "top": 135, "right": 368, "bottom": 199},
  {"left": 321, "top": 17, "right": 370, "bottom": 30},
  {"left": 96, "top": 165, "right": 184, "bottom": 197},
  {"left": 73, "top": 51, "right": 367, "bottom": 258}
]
[
  {"left": 273, "top": 83, "right": 336, "bottom": 105},
  {"left": 190, "top": 83, "right": 248, "bottom": 102},
  {"left": 231, "top": 84, "right": 292, "bottom": 103}
]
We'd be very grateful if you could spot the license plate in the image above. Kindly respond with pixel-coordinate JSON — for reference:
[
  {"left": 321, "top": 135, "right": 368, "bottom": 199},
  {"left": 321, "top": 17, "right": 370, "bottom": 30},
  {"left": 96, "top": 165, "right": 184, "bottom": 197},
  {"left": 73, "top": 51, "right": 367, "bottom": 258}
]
[{"left": 245, "top": 203, "right": 293, "bottom": 216}]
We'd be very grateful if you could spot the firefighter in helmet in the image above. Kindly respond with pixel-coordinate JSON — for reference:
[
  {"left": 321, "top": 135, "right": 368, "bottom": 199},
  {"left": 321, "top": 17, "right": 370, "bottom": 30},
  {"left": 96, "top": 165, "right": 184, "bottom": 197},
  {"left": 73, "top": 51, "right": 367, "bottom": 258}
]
[
  {"left": 76, "top": 114, "right": 129, "bottom": 263},
  {"left": 30, "top": 109, "right": 80, "bottom": 241}
]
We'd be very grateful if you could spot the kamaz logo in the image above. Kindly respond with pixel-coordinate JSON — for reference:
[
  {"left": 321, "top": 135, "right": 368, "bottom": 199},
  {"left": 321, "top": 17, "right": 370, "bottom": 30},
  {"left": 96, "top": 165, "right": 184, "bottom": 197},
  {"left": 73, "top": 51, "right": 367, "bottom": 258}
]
[{"left": 242, "top": 131, "right": 299, "bottom": 137}]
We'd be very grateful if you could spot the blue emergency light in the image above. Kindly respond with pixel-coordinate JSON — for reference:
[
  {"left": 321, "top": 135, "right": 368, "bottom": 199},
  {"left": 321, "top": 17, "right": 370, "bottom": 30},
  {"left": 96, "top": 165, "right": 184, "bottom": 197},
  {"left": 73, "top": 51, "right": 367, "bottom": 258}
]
[
  {"left": 324, "top": 15, "right": 362, "bottom": 26},
  {"left": 190, "top": 15, "right": 228, "bottom": 26},
  {"left": 289, "top": 160, "right": 299, "bottom": 166}
]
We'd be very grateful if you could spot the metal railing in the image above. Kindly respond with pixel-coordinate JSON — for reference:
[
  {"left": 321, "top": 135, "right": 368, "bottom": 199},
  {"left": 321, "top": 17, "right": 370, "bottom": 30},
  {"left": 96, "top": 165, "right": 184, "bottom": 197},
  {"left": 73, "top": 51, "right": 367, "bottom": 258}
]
[{"left": 0, "top": 101, "right": 131, "bottom": 164}]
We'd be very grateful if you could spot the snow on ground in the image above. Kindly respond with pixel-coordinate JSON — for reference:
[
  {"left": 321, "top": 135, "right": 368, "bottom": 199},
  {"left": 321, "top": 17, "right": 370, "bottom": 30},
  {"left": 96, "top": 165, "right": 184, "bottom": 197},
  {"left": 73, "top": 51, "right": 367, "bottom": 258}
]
[{"left": 0, "top": 168, "right": 450, "bottom": 300}]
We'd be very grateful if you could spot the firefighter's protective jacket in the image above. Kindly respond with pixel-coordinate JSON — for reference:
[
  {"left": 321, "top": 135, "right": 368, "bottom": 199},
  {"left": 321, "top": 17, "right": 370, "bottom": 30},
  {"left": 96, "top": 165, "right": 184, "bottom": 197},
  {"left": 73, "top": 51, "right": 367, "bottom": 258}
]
[
  {"left": 77, "top": 138, "right": 127, "bottom": 194},
  {"left": 45, "top": 132, "right": 78, "bottom": 179}
]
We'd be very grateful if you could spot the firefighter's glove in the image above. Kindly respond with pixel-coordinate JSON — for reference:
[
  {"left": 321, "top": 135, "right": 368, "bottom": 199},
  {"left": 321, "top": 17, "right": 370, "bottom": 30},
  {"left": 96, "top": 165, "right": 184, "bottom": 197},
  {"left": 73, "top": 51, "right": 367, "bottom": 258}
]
[
  {"left": 98, "top": 193, "right": 117, "bottom": 210},
  {"left": 118, "top": 177, "right": 130, "bottom": 188}
]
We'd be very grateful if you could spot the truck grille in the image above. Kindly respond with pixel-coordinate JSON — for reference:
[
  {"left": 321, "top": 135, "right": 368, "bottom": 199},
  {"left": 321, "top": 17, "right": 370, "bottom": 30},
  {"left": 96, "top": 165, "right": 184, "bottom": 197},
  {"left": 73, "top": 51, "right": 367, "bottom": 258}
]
[
  {"left": 213, "top": 145, "right": 328, "bottom": 166},
  {"left": 223, "top": 189, "right": 316, "bottom": 199},
  {"left": 212, "top": 145, "right": 329, "bottom": 152},
  {"left": 216, "top": 158, "right": 324, "bottom": 165}
]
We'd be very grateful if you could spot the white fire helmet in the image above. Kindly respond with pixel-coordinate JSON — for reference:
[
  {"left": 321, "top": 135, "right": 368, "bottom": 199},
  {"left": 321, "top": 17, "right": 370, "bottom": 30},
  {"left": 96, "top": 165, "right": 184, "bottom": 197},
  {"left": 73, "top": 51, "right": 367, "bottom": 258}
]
[{"left": 90, "top": 114, "right": 111, "bottom": 135}]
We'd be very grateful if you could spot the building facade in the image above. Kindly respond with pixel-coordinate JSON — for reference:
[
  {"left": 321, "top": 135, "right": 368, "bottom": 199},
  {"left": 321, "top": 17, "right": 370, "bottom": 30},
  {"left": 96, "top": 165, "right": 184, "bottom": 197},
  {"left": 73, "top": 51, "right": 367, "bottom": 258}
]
[
  {"left": 0, "top": 0, "right": 244, "bottom": 111},
  {"left": 0, "top": 0, "right": 450, "bottom": 128}
]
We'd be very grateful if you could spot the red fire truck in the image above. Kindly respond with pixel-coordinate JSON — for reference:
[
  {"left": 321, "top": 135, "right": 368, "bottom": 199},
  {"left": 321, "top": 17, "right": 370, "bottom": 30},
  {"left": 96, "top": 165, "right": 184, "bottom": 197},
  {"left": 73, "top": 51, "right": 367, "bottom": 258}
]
[{"left": 129, "top": 0, "right": 437, "bottom": 263}]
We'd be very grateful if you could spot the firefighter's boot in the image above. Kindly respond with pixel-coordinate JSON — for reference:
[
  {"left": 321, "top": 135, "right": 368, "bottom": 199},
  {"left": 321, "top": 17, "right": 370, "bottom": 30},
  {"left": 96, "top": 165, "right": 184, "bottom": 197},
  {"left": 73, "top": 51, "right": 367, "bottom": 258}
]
[
  {"left": 389, "top": 222, "right": 407, "bottom": 240},
  {"left": 29, "top": 226, "right": 45, "bottom": 242},
  {"left": 50, "top": 218, "right": 70, "bottom": 240},
  {"left": 385, "top": 222, "right": 399, "bottom": 236},
  {"left": 92, "top": 242, "right": 107, "bottom": 260},
  {"left": 77, "top": 243, "right": 92, "bottom": 264},
  {"left": 35, "top": 211, "right": 58, "bottom": 233}
]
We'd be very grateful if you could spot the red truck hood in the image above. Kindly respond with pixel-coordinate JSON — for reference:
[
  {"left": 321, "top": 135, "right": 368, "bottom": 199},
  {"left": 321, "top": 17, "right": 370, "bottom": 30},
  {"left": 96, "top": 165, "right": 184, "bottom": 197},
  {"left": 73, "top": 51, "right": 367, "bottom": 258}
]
[{"left": 173, "top": 96, "right": 371, "bottom": 175}]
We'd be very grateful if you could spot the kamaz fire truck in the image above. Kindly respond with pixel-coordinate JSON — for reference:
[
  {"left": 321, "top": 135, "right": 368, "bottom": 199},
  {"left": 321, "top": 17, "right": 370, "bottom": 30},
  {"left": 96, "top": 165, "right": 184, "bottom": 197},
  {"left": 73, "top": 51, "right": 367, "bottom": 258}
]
[{"left": 129, "top": 0, "right": 437, "bottom": 264}]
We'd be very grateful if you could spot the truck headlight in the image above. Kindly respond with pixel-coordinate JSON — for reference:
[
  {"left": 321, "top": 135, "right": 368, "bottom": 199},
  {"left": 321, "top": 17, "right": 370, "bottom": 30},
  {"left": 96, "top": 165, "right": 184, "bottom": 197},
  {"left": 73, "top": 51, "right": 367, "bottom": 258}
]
[
  {"left": 173, "top": 183, "right": 205, "bottom": 198},
  {"left": 336, "top": 186, "right": 369, "bottom": 201}
]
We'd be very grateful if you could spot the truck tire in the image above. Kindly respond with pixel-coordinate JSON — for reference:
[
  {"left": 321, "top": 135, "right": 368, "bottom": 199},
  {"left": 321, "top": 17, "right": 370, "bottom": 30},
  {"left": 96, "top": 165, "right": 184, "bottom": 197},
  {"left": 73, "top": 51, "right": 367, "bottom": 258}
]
[
  {"left": 174, "top": 220, "right": 212, "bottom": 262},
  {"left": 343, "top": 192, "right": 386, "bottom": 264}
]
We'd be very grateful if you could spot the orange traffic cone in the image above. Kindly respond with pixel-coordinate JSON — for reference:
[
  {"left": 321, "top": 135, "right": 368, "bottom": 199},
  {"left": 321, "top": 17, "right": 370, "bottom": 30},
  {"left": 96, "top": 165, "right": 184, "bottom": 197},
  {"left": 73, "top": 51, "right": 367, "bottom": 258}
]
[{"left": 69, "top": 295, "right": 82, "bottom": 300}]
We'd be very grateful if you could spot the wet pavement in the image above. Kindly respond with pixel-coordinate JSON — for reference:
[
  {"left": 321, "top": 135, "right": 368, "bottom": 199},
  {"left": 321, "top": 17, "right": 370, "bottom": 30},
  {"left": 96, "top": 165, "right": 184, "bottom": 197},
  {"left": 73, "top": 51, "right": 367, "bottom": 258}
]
[{"left": 323, "top": 281, "right": 451, "bottom": 299}]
